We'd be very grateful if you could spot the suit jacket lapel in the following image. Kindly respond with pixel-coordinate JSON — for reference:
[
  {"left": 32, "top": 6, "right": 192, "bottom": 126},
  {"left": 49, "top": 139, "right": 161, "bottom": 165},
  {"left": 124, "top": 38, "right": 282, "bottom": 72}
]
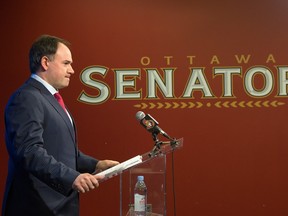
[
  {"left": 47, "top": 94, "right": 76, "bottom": 143},
  {"left": 27, "top": 78, "right": 76, "bottom": 143}
]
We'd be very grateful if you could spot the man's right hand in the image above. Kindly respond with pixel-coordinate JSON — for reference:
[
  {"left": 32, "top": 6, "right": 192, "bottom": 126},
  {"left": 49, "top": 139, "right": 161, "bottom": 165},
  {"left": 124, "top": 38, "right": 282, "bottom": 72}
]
[{"left": 72, "top": 173, "right": 104, "bottom": 193}]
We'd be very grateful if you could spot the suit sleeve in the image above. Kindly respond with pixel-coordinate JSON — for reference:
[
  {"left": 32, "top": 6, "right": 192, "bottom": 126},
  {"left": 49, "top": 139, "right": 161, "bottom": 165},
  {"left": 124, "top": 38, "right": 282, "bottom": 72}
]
[{"left": 77, "top": 151, "right": 98, "bottom": 173}]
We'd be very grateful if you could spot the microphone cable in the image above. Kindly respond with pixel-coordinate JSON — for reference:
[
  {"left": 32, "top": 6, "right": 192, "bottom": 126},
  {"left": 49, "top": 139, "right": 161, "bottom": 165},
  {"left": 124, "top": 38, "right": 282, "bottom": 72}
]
[{"left": 171, "top": 150, "right": 177, "bottom": 216}]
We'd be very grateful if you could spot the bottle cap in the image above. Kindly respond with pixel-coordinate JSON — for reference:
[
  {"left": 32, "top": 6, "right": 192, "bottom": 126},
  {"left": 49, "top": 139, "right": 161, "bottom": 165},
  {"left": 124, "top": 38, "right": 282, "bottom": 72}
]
[{"left": 137, "top": 176, "right": 144, "bottom": 181}]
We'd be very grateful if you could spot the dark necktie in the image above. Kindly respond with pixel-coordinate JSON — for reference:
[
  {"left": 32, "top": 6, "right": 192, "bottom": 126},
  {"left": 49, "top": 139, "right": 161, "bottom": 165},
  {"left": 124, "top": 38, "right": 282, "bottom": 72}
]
[{"left": 54, "top": 92, "right": 66, "bottom": 111}]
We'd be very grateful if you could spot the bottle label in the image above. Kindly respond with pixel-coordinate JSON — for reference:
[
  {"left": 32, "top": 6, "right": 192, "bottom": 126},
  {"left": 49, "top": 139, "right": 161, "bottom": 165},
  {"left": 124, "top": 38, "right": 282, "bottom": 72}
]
[{"left": 134, "top": 193, "right": 146, "bottom": 211}]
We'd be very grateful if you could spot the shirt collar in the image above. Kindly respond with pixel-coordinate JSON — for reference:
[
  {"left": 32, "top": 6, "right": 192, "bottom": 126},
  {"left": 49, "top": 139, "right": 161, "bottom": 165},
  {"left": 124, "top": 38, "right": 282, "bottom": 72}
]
[{"left": 31, "top": 74, "right": 58, "bottom": 95}]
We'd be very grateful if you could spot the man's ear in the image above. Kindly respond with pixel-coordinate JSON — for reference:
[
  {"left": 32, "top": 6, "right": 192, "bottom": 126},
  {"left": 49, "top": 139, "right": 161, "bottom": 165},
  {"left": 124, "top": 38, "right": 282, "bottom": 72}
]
[{"left": 41, "top": 56, "right": 50, "bottom": 71}]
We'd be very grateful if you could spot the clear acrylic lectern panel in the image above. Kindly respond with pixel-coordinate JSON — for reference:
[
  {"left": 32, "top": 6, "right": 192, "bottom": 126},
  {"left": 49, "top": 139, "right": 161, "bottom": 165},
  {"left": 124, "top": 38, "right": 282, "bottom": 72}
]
[
  {"left": 121, "top": 138, "right": 183, "bottom": 216},
  {"left": 124, "top": 154, "right": 166, "bottom": 216}
]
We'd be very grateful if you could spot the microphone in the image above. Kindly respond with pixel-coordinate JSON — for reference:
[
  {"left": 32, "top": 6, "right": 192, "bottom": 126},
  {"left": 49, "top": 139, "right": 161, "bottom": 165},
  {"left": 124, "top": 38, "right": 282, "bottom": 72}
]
[{"left": 135, "top": 111, "right": 172, "bottom": 140}]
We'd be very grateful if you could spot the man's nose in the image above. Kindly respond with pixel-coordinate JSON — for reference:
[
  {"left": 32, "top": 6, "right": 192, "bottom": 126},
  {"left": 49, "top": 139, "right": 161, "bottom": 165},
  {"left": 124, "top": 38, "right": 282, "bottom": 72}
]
[{"left": 69, "top": 65, "right": 75, "bottom": 74}]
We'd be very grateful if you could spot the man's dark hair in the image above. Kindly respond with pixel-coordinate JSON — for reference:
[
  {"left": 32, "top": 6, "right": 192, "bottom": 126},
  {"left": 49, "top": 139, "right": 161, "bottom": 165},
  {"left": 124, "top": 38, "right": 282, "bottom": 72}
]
[{"left": 29, "top": 35, "right": 71, "bottom": 74}]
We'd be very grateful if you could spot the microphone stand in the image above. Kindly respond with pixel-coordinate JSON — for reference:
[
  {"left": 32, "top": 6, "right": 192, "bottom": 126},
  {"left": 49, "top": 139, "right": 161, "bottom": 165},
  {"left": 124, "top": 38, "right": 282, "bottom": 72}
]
[
  {"left": 149, "top": 132, "right": 162, "bottom": 157},
  {"left": 149, "top": 131, "right": 179, "bottom": 158}
]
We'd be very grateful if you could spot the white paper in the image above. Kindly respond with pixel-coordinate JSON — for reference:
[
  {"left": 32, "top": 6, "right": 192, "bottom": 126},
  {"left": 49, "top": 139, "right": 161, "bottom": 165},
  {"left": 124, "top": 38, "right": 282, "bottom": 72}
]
[{"left": 95, "top": 155, "right": 142, "bottom": 180}]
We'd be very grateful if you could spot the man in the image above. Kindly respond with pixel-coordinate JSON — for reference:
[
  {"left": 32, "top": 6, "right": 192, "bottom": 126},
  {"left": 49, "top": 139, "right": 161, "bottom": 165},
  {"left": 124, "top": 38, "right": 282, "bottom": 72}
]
[{"left": 2, "top": 35, "right": 119, "bottom": 216}]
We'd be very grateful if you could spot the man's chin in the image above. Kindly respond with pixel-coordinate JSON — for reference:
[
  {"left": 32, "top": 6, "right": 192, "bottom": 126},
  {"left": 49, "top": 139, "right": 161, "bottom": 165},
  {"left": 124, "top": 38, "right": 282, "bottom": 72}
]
[{"left": 57, "top": 83, "right": 69, "bottom": 90}]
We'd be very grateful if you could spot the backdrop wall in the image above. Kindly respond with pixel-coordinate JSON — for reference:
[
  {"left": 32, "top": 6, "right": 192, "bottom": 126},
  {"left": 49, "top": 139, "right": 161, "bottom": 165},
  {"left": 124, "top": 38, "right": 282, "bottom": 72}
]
[{"left": 1, "top": 0, "right": 288, "bottom": 215}]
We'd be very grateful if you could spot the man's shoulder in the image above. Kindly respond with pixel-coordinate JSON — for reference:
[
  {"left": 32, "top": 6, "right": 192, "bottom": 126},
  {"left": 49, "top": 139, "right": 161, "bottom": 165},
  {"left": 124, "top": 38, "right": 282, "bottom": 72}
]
[
  {"left": 6, "top": 78, "right": 49, "bottom": 108},
  {"left": 14, "top": 78, "right": 48, "bottom": 96}
]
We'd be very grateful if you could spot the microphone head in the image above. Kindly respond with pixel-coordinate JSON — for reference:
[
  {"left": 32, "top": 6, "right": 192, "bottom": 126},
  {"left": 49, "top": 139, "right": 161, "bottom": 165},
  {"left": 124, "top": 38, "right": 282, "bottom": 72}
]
[{"left": 136, "top": 111, "right": 145, "bottom": 121}]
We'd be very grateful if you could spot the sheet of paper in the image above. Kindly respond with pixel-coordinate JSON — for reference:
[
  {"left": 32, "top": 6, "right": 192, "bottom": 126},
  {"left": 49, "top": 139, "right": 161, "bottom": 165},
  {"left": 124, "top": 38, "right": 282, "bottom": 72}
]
[{"left": 95, "top": 155, "right": 142, "bottom": 180}]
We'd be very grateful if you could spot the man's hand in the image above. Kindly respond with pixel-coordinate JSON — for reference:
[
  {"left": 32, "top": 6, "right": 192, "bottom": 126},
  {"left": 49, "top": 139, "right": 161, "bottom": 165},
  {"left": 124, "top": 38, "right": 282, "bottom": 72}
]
[
  {"left": 72, "top": 173, "right": 104, "bottom": 193},
  {"left": 96, "top": 160, "right": 119, "bottom": 172}
]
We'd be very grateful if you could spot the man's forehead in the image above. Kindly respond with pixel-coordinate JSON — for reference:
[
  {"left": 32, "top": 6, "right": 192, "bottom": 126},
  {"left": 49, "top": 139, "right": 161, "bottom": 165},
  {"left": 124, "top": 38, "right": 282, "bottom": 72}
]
[{"left": 55, "top": 43, "right": 72, "bottom": 60}]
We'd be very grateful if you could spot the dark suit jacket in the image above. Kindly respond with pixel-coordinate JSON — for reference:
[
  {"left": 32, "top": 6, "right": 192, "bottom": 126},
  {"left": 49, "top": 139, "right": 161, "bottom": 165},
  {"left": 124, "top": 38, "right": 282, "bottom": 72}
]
[{"left": 2, "top": 78, "right": 98, "bottom": 216}]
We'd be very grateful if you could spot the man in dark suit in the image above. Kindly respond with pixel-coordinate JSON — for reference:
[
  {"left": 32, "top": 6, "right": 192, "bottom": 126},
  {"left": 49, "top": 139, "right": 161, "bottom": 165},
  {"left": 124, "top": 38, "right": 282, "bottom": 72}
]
[{"left": 2, "top": 35, "right": 119, "bottom": 216}]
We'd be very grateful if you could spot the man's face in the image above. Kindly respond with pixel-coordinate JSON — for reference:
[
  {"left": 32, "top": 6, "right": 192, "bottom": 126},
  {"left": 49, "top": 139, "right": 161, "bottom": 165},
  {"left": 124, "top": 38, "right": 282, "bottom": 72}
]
[{"left": 45, "top": 42, "right": 74, "bottom": 90}]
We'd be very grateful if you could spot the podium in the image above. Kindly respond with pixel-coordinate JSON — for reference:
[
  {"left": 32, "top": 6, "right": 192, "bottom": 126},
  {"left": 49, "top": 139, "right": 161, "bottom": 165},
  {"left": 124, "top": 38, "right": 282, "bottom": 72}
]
[{"left": 96, "top": 138, "right": 183, "bottom": 216}]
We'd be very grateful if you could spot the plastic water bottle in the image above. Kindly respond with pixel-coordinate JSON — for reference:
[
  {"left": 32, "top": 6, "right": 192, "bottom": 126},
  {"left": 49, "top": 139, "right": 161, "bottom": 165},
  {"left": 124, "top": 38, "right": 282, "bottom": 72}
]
[{"left": 134, "top": 175, "right": 147, "bottom": 216}]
